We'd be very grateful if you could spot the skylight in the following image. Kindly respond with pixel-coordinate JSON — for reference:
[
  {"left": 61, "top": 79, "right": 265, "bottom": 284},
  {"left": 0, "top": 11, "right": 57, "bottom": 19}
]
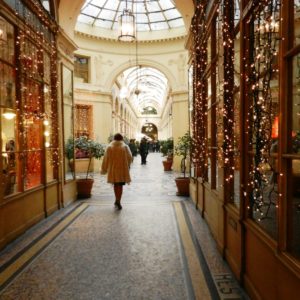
[{"left": 78, "top": 0, "right": 185, "bottom": 32}]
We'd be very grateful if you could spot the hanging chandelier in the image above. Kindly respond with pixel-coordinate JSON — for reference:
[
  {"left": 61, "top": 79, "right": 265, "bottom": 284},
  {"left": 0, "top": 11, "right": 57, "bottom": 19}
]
[{"left": 118, "top": 0, "right": 136, "bottom": 42}]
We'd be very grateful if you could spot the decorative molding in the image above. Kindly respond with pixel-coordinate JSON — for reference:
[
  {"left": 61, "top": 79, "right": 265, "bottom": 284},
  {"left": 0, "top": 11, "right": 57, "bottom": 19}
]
[
  {"left": 57, "top": 28, "right": 78, "bottom": 62},
  {"left": 75, "top": 30, "right": 187, "bottom": 44}
]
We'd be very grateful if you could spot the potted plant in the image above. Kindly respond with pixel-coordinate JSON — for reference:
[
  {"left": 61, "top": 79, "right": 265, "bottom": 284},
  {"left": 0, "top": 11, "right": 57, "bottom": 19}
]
[
  {"left": 75, "top": 135, "right": 105, "bottom": 198},
  {"left": 174, "top": 132, "right": 192, "bottom": 196},
  {"left": 161, "top": 138, "right": 174, "bottom": 171}
]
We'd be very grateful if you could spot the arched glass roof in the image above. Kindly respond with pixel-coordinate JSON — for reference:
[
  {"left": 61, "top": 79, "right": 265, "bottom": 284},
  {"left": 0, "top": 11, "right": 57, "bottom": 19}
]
[
  {"left": 118, "top": 66, "right": 169, "bottom": 114},
  {"left": 78, "top": 0, "right": 184, "bottom": 32}
]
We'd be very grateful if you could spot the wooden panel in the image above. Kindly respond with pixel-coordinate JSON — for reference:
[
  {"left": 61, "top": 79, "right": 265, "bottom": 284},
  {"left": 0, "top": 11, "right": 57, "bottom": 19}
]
[
  {"left": 46, "top": 184, "right": 59, "bottom": 215},
  {"left": 0, "top": 190, "right": 45, "bottom": 250},
  {"left": 244, "top": 225, "right": 277, "bottom": 299},
  {"left": 244, "top": 223, "right": 300, "bottom": 300},
  {"left": 203, "top": 186, "right": 224, "bottom": 252},
  {"left": 225, "top": 207, "right": 242, "bottom": 280},
  {"left": 62, "top": 180, "right": 77, "bottom": 206}
]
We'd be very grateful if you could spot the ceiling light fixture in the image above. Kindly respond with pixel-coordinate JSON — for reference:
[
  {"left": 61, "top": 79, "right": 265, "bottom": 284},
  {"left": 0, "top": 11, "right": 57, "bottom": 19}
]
[{"left": 118, "top": 0, "right": 136, "bottom": 42}]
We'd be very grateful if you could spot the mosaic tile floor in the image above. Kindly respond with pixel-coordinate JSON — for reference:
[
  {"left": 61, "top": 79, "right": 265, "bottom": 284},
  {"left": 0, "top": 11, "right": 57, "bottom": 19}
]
[{"left": 0, "top": 153, "right": 249, "bottom": 300}]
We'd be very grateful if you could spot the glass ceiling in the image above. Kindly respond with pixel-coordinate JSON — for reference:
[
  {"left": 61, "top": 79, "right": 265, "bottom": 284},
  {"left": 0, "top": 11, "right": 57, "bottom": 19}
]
[
  {"left": 120, "top": 67, "right": 168, "bottom": 113},
  {"left": 78, "top": 0, "right": 184, "bottom": 31}
]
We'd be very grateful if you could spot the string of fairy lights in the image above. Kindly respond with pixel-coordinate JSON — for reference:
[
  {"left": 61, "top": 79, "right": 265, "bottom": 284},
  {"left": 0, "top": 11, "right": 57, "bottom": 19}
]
[
  {"left": 246, "top": 0, "right": 281, "bottom": 220},
  {"left": 12, "top": 0, "right": 59, "bottom": 188},
  {"left": 191, "top": 2, "right": 208, "bottom": 178},
  {"left": 191, "top": 0, "right": 281, "bottom": 220}
]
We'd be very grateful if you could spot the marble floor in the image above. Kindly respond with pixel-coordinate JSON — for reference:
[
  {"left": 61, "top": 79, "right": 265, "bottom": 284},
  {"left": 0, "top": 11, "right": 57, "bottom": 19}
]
[{"left": 0, "top": 153, "right": 249, "bottom": 300}]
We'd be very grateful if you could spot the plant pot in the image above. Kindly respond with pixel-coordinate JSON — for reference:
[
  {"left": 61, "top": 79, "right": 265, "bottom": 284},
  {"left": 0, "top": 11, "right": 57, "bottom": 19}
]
[
  {"left": 76, "top": 178, "right": 94, "bottom": 199},
  {"left": 175, "top": 177, "right": 190, "bottom": 196},
  {"left": 163, "top": 160, "right": 172, "bottom": 171},
  {"left": 167, "top": 155, "right": 173, "bottom": 163}
]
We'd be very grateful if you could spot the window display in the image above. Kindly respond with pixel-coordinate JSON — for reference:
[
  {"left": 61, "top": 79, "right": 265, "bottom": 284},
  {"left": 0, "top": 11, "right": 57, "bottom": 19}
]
[{"left": 1, "top": 14, "right": 58, "bottom": 195}]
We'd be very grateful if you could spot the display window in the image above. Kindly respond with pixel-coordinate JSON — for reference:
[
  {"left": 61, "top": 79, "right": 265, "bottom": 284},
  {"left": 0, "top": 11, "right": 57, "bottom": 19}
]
[{"left": 0, "top": 9, "right": 58, "bottom": 196}]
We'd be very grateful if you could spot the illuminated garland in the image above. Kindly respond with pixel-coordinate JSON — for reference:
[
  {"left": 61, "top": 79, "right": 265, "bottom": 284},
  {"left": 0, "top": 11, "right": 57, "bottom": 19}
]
[
  {"left": 191, "top": 2, "right": 208, "bottom": 178},
  {"left": 14, "top": 0, "right": 59, "bottom": 188},
  {"left": 245, "top": 0, "right": 281, "bottom": 219},
  {"left": 222, "top": 0, "right": 234, "bottom": 187}
]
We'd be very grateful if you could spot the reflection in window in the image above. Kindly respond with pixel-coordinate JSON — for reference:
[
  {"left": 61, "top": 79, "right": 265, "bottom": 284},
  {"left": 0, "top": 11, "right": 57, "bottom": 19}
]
[
  {"left": 74, "top": 55, "right": 89, "bottom": 83},
  {"left": 75, "top": 104, "right": 92, "bottom": 139},
  {"left": 0, "top": 17, "right": 14, "bottom": 64},
  {"left": 292, "top": 55, "right": 300, "bottom": 154},
  {"left": 1, "top": 108, "right": 18, "bottom": 196},
  {"left": 295, "top": 1, "right": 300, "bottom": 45}
]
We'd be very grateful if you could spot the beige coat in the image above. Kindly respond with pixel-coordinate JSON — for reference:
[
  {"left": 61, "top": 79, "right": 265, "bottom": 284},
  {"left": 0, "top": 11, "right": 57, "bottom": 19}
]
[{"left": 101, "top": 140, "right": 132, "bottom": 184}]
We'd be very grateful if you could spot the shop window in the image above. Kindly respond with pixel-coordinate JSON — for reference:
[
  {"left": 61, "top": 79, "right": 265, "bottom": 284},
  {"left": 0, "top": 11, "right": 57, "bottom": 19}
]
[
  {"left": 62, "top": 65, "right": 74, "bottom": 181},
  {"left": 1, "top": 18, "right": 17, "bottom": 196},
  {"left": 206, "top": 18, "right": 218, "bottom": 189},
  {"left": 1, "top": 3, "right": 58, "bottom": 196},
  {"left": 74, "top": 55, "right": 89, "bottom": 83},
  {"left": 287, "top": 51, "right": 300, "bottom": 259},
  {"left": 246, "top": 2, "right": 280, "bottom": 239}
]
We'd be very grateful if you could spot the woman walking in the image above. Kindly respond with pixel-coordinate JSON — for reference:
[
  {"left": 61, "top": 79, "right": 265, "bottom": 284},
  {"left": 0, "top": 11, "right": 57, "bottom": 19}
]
[{"left": 101, "top": 133, "right": 132, "bottom": 210}]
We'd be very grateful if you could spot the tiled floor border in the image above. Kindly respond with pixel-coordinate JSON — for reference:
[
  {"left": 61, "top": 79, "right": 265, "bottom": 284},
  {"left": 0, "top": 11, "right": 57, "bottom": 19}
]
[{"left": 0, "top": 203, "right": 88, "bottom": 292}]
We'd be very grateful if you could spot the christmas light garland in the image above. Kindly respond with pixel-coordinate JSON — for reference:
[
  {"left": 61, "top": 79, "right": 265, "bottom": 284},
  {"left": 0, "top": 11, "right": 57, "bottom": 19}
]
[{"left": 245, "top": 0, "right": 281, "bottom": 220}]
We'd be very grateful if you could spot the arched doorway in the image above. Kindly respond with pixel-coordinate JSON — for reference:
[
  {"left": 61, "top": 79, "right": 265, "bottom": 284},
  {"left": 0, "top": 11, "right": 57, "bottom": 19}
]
[{"left": 141, "top": 123, "right": 158, "bottom": 140}]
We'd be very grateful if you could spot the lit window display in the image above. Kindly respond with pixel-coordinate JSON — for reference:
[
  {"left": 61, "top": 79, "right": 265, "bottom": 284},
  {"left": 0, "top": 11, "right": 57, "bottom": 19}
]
[{"left": 1, "top": 12, "right": 58, "bottom": 195}]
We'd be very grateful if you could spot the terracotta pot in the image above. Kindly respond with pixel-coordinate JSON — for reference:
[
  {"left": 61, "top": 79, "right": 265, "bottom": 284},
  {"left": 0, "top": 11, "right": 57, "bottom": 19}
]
[
  {"left": 167, "top": 155, "right": 173, "bottom": 163},
  {"left": 76, "top": 178, "right": 94, "bottom": 199},
  {"left": 162, "top": 160, "right": 172, "bottom": 171},
  {"left": 175, "top": 177, "right": 190, "bottom": 196}
]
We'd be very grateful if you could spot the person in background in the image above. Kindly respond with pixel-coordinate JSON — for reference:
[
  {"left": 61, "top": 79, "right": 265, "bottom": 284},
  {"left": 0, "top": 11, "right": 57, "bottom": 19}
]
[
  {"left": 128, "top": 139, "right": 138, "bottom": 160},
  {"left": 101, "top": 133, "right": 132, "bottom": 210},
  {"left": 139, "top": 137, "right": 149, "bottom": 165}
]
